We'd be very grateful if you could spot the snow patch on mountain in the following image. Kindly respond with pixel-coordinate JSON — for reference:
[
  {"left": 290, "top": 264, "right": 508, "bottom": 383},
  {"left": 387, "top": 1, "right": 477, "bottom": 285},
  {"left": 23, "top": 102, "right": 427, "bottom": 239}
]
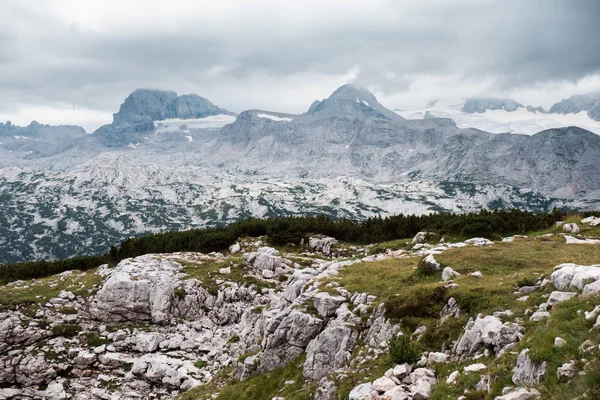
[
  {"left": 154, "top": 115, "right": 236, "bottom": 132},
  {"left": 256, "top": 113, "right": 293, "bottom": 122}
]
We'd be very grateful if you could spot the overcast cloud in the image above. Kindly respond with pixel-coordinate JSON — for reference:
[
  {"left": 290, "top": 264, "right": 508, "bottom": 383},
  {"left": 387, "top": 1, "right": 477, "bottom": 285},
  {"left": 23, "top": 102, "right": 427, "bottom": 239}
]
[{"left": 1, "top": 0, "right": 600, "bottom": 131}]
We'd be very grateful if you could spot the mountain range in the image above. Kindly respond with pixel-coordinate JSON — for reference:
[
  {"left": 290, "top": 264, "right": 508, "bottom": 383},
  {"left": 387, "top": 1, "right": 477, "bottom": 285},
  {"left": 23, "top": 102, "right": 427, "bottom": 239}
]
[{"left": 1, "top": 84, "right": 600, "bottom": 263}]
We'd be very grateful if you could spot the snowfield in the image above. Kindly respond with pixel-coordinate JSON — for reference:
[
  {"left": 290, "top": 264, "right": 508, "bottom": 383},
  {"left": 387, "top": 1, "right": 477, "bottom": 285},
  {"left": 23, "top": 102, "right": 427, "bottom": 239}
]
[
  {"left": 154, "top": 114, "right": 236, "bottom": 132},
  {"left": 256, "top": 113, "right": 293, "bottom": 122}
]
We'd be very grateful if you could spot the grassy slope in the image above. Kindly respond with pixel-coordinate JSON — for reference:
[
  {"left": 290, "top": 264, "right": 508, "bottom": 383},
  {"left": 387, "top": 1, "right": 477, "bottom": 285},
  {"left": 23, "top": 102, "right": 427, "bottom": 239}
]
[
  {"left": 323, "top": 235, "right": 600, "bottom": 399},
  {"left": 2, "top": 216, "right": 600, "bottom": 400}
]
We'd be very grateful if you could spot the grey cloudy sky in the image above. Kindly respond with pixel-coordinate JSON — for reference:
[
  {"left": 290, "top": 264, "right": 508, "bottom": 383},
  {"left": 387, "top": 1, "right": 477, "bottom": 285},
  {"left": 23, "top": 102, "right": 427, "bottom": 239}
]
[{"left": 2, "top": 0, "right": 600, "bottom": 131}]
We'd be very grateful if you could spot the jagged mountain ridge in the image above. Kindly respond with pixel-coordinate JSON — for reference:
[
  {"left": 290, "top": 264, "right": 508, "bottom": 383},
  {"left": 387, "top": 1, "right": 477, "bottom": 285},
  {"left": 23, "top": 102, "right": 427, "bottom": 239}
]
[
  {"left": 214, "top": 106, "right": 600, "bottom": 197},
  {"left": 2, "top": 84, "right": 600, "bottom": 263},
  {"left": 94, "top": 89, "right": 235, "bottom": 147},
  {"left": 550, "top": 93, "right": 600, "bottom": 122}
]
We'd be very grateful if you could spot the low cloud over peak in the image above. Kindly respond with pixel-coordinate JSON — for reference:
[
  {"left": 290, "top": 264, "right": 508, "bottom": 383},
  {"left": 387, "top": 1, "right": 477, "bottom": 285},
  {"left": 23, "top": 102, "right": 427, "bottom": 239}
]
[{"left": 1, "top": 0, "right": 600, "bottom": 131}]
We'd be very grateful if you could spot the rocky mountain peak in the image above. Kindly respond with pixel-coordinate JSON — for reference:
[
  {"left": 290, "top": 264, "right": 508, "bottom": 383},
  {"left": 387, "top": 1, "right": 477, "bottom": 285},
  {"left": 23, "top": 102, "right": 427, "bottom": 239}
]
[
  {"left": 113, "top": 89, "right": 178, "bottom": 125},
  {"left": 327, "top": 83, "right": 379, "bottom": 106},
  {"left": 549, "top": 93, "right": 600, "bottom": 121},
  {"left": 306, "top": 83, "right": 404, "bottom": 122},
  {"left": 94, "top": 89, "right": 233, "bottom": 147}
]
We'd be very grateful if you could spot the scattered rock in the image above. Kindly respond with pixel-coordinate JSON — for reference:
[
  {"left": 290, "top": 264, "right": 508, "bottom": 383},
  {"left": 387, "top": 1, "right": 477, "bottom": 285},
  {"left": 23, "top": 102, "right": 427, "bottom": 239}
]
[
  {"left": 454, "top": 315, "right": 524, "bottom": 357},
  {"left": 547, "top": 291, "right": 577, "bottom": 305},
  {"left": 579, "top": 340, "right": 595, "bottom": 353},
  {"left": 442, "top": 267, "right": 460, "bottom": 282},
  {"left": 439, "top": 297, "right": 461, "bottom": 320},
  {"left": 529, "top": 311, "right": 550, "bottom": 322},
  {"left": 313, "top": 292, "right": 346, "bottom": 318},
  {"left": 349, "top": 383, "right": 373, "bottom": 400},
  {"left": 419, "top": 254, "right": 440, "bottom": 274},
  {"left": 494, "top": 387, "right": 541, "bottom": 400},
  {"left": 428, "top": 352, "right": 449, "bottom": 364},
  {"left": 512, "top": 349, "right": 547, "bottom": 385},
  {"left": 557, "top": 360, "right": 577, "bottom": 381},
  {"left": 562, "top": 223, "right": 580, "bottom": 233},
  {"left": 372, "top": 376, "right": 397, "bottom": 392},
  {"left": 229, "top": 243, "right": 241, "bottom": 254},
  {"left": 464, "top": 363, "right": 487, "bottom": 373},
  {"left": 464, "top": 238, "right": 493, "bottom": 246},
  {"left": 446, "top": 370, "right": 460, "bottom": 384},
  {"left": 219, "top": 267, "right": 231, "bottom": 275},
  {"left": 412, "top": 232, "right": 435, "bottom": 244},
  {"left": 308, "top": 236, "right": 338, "bottom": 256},
  {"left": 554, "top": 337, "right": 567, "bottom": 347}
]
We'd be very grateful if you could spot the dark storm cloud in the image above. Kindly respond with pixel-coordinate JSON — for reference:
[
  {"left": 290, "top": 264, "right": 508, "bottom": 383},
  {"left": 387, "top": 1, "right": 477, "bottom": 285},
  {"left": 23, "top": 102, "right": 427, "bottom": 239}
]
[{"left": 0, "top": 0, "right": 599, "bottom": 130}]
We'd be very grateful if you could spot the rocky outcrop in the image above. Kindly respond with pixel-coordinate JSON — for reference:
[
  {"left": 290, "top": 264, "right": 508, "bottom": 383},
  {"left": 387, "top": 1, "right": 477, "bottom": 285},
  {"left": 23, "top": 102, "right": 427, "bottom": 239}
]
[
  {"left": 90, "top": 256, "right": 190, "bottom": 323},
  {"left": 243, "top": 247, "right": 292, "bottom": 280},
  {"left": 442, "top": 267, "right": 459, "bottom": 281},
  {"left": 562, "top": 223, "right": 580, "bottom": 233},
  {"left": 494, "top": 387, "right": 541, "bottom": 400},
  {"left": 551, "top": 263, "right": 600, "bottom": 295},
  {"left": 308, "top": 236, "right": 338, "bottom": 256},
  {"left": 463, "top": 97, "right": 524, "bottom": 113},
  {"left": 347, "top": 365, "right": 436, "bottom": 400},
  {"left": 303, "top": 319, "right": 358, "bottom": 380},
  {"left": 258, "top": 310, "right": 324, "bottom": 372},
  {"left": 418, "top": 254, "right": 441, "bottom": 274},
  {"left": 454, "top": 315, "right": 524, "bottom": 358},
  {"left": 512, "top": 349, "right": 547, "bottom": 385}
]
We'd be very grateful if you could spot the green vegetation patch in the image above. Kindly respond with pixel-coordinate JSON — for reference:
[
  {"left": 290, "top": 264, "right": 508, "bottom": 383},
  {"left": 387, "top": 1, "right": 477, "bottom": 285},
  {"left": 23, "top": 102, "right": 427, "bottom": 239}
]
[
  {"left": 179, "top": 257, "right": 276, "bottom": 295},
  {"left": 181, "top": 356, "right": 317, "bottom": 400},
  {"left": 0, "top": 270, "right": 103, "bottom": 309}
]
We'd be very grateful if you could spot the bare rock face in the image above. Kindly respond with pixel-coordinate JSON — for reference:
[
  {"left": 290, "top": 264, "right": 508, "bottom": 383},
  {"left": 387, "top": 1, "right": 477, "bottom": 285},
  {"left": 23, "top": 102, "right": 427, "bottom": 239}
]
[
  {"left": 454, "top": 315, "right": 524, "bottom": 358},
  {"left": 313, "top": 292, "right": 346, "bottom": 318},
  {"left": 258, "top": 310, "right": 325, "bottom": 373},
  {"left": 512, "top": 349, "right": 547, "bottom": 385},
  {"left": 90, "top": 255, "right": 187, "bottom": 324},
  {"left": 303, "top": 320, "right": 358, "bottom": 380}
]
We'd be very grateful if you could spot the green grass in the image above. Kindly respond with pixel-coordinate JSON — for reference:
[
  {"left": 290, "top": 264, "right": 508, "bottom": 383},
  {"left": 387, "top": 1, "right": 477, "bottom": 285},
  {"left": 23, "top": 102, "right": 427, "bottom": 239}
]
[
  {"left": 181, "top": 356, "right": 317, "bottom": 400},
  {"left": 179, "top": 258, "right": 276, "bottom": 296},
  {"left": 85, "top": 332, "right": 111, "bottom": 347},
  {"left": 52, "top": 324, "right": 82, "bottom": 338},
  {"left": 368, "top": 238, "right": 413, "bottom": 255},
  {"left": 57, "top": 306, "right": 78, "bottom": 314},
  {"left": 0, "top": 270, "right": 103, "bottom": 309},
  {"left": 320, "top": 235, "right": 600, "bottom": 355}
]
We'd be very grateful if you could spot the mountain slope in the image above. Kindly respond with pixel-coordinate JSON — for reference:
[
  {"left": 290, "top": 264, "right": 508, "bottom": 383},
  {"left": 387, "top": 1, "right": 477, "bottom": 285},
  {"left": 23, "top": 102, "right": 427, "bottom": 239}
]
[
  {"left": 550, "top": 93, "right": 600, "bottom": 121},
  {"left": 93, "top": 89, "right": 234, "bottom": 147}
]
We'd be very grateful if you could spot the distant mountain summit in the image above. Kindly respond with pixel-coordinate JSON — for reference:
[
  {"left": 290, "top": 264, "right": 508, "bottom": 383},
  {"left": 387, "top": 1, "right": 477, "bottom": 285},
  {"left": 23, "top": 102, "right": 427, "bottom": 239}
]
[
  {"left": 94, "top": 89, "right": 233, "bottom": 147},
  {"left": 549, "top": 93, "right": 600, "bottom": 121},
  {"left": 307, "top": 84, "right": 405, "bottom": 122},
  {"left": 462, "top": 97, "right": 524, "bottom": 113}
]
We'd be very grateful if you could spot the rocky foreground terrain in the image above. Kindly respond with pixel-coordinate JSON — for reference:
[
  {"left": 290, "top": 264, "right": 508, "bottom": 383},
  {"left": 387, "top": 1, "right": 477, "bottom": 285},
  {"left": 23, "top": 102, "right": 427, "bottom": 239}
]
[{"left": 1, "top": 217, "right": 600, "bottom": 399}]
